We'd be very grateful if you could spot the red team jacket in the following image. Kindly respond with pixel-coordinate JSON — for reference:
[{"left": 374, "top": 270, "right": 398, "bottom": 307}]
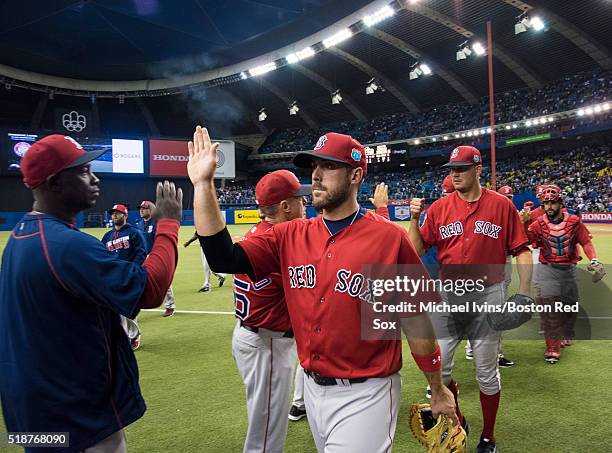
[
  {"left": 420, "top": 189, "right": 529, "bottom": 282},
  {"left": 238, "top": 211, "right": 431, "bottom": 379},
  {"left": 527, "top": 212, "right": 592, "bottom": 265}
]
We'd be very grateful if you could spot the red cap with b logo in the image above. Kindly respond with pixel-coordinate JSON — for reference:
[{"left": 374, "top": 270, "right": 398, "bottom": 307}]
[
  {"left": 255, "top": 170, "right": 311, "bottom": 207},
  {"left": 293, "top": 133, "right": 367, "bottom": 176},
  {"left": 442, "top": 146, "right": 482, "bottom": 168}
]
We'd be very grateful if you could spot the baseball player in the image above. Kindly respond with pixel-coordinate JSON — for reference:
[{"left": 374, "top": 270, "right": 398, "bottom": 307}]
[
  {"left": 229, "top": 169, "right": 310, "bottom": 452},
  {"left": 409, "top": 146, "right": 532, "bottom": 453},
  {"left": 102, "top": 203, "right": 147, "bottom": 349},
  {"left": 136, "top": 200, "right": 176, "bottom": 317},
  {"left": 0, "top": 134, "right": 181, "bottom": 452},
  {"left": 184, "top": 230, "right": 226, "bottom": 291},
  {"left": 526, "top": 185, "right": 604, "bottom": 362},
  {"left": 188, "top": 126, "right": 457, "bottom": 453}
]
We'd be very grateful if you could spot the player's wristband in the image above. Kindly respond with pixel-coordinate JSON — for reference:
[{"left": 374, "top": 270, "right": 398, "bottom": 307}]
[{"left": 411, "top": 345, "right": 442, "bottom": 373}]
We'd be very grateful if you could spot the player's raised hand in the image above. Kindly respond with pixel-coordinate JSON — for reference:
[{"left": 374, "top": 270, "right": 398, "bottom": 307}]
[
  {"left": 410, "top": 198, "right": 425, "bottom": 220},
  {"left": 369, "top": 183, "right": 389, "bottom": 208},
  {"left": 154, "top": 180, "right": 183, "bottom": 221},
  {"left": 519, "top": 208, "right": 531, "bottom": 224},
  {"left": 187, "top": 125, "right": 219, "bottom": 186}
]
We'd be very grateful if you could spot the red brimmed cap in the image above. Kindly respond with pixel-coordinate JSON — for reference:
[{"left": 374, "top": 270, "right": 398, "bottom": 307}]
[
  {"left": 442, "top": 145, "right": 482, "bottom": 168},
  {"left": 108, "top": 204, "right": 128, "bottom": 215},
  {"left": 255, "top": 170, "right": 311, "bottom": 207},
  {"left": 524, "top": 201, "right": 535, "bottom": 209},
  {"left": 139, "top": 200, "right": 154, "bottom": 208},
  {"left": 21, "top": 134, "right": 107, "bottom": 189},
  {"left": 442, "top": 175, "right": 455, "bottom": 194},
  {"left": 293, "top": 133, "right": 367, "bottom": 176},
  {"left": 498, "top": 185, "right": 513, "bottom": 197}
]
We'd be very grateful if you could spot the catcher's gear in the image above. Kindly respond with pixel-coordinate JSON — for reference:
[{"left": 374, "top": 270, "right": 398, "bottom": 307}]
[
  {"left": 587, "top": 259, "right": 606, "bottom": 283},
  {"left": 409, "top": 403, "right": 466, "bottom": 452},
  {"left": 541, "top": 185, "right": 561, "bottom": 202},
  {"left": 487, "top": 293, "right": 535, "bottom": 331}
]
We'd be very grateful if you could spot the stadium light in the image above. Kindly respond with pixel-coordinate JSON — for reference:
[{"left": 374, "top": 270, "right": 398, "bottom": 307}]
[
  {"left": 323, "top": 29, "right": 353, "bottom": 48},
  {"left": 288, "top": 102, "right": 299, "bottom": 115},
  {"left": 515, "top": 15, "right": 545, "bottom": 35},
  {"left": 443, "top": 135, "right": 449, "bottom": 140},
  {"left": 512, "top": 123, "right": 518, "bottom": 129},
  {"left": 472, "top": 42, "right": 486, "bottom": 56},
  {"left": 249, "top": 62, "right": 277, "bottom": 77},
  {"left": 456, "top": 41, "right": 472, "bottom": 61},
  {"left": 481, "top": 129, "right": 486, "bottom": 135},
  {"left": 577, "top": 108, "right": 585, "bottom": 116},
  {"left": 239, "top": 72, "right": 249, "bottom": 80},
  {"left": 604, "top": 103, "right": 610, "bottom": 111},
  {"left": 286, "top": 47, "right": 315, "bottom": 64},
  {"left": 331, "top": 90, "right": 342, "bottom": 104},
  {"left": 258, "top": 108, "right": 267, "bottom": 122},
  {"left": 486, "top": 127, "right": 492, "bottom": 133},
  {"left": 432, "top": 137, "right": 437, "bottom": 142},
  {"left": 366, "top": 78, "right": 379, "bottom": 95},
  {"left": 409, "top": 62, "right": 432, "bottom": 80},
  {"left": 585, "top": 107, "right": 594, "bottom": 115},
  {"left": 118, "top": 94, "right": 125, "bottom": 105},
  {"left": 363, "top": 5, "right": 394, "bottom": 27},
  {"left": 594, "top": 105, "right": 602, "bottom": 113}
]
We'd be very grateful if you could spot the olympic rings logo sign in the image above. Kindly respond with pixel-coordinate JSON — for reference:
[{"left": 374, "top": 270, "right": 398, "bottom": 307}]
[{"left": 62, "top": 111, "right": 87, "bottom": 132}]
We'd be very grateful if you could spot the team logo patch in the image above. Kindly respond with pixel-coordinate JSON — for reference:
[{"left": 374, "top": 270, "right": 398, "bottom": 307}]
[
  {"left": 473, "top": 154, "right": 480, "bottom": 163},
  {"left": 450, "top": 148, "right": 460, "bottom": 159},
  {"left": 351, "top": 149, "right": 362, "bottom": 161},
  {"left": 314, "top": 135, "right": 327, "bottom": 150}
]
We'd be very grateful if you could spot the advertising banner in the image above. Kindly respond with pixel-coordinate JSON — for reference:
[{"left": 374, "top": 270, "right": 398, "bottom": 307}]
[
  {"left": 234, "top": 210, "right": 260, "bottom": 224},
  {"left": 150, "top": 139, "right": 235, "bottom": 178}
]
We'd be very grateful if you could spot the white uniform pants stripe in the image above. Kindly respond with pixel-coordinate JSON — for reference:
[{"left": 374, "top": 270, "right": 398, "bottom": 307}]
[{"left": 232, "top": 322, "right": 297, "bottom": 453}]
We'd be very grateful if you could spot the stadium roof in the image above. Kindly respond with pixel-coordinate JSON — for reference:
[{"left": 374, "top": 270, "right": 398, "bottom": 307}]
[{"left": 1, "top": 0, "right": 611, "bottom": 137}]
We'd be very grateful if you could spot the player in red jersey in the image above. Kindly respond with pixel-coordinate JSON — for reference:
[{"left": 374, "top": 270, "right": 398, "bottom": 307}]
[
  {"left": 188, "top": 126, "right": 456, "bottom": 453},
  {"left": 526, "top": 185, "right": 604, "bottom": 362},
  {"left": 409, "top": 146, "right": 533, "bottom": 453},
  {"left": 231, "top": 170, "right": 309, "bottom": 452}
]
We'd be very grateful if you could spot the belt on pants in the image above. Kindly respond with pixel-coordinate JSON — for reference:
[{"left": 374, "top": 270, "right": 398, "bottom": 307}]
[
  {"left": 240, "top": 321, "right": 294, "bottom": 338},
  {"left": 304, "top": 369, "right": 368, "bottom": 386},
  {"left": 542, "top": 262, "right": 575, "bottom": 270}
]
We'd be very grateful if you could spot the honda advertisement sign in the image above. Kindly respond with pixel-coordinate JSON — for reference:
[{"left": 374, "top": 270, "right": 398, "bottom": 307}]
[{"left": 150, "top": 139, "right": 235, "bottom": 178}]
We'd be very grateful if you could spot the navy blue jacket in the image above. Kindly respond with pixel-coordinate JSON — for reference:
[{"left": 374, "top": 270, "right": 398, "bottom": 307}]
[
  {"left": 134, "top": 218, "right": 156, "bottom": 254},
  {"left": 101, "top": 223, "right": 147, "bottom": 264},
  {"left": 0, "top": 214, "right": 148, "bottom": 452}
]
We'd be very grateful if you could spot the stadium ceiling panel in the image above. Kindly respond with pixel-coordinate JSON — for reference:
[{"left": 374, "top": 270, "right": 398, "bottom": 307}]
[{"left": 0, "top": 0, "right": 610, "bottom": 136}]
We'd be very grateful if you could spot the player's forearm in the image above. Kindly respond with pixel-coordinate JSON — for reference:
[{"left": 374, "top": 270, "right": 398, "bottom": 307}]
[
  {"left": 193, "top": 180, "right": 225, "bottom": 236},
  {"left": 582, "top": 241, "right": 597, "bottom": 261},
  {"left": 515, "top": 250, "right": 533, "bottom": 295},
  {"left": 404, "top": 316, "right": 444, "bottom": 389},
  {"left": 139, "top": 220, "right": 180, "bottom": 308},
  {"left": 408, "top": 220, "right": 426, "bottom": 256}
]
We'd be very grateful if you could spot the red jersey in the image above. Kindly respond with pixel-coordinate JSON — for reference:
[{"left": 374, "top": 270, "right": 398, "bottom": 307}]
[
  {"left": 529, "top": 206, "right": 545, "bottom": 224},
  {"left": 238, "top": 210, "right": 431, "bottom": 379},
  {"left": 420, "top": 189, "right": 528, "bottom": 281},
  {"left": 527, "top": 212, "right": 592, "bottom": 265},
  {"left": 234, "top": 221, "right": 291, "bottom": 332}
]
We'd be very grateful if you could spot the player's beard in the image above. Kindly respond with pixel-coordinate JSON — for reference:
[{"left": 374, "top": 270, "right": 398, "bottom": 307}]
[
  {"left": 113, "top": 217, "right": 126, "bottom": 227},
  {"left": 312, "top": 174, "right": 351, "bottom": 212}
]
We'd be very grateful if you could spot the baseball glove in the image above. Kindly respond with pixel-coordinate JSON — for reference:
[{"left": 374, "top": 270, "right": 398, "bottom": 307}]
[
  {"left": 587, "top": 260, "right": 606, "bottom": 283},
  {"left": 487, "top": 293, "right": 535, "bottom": 331},
  {"left": 409, "top": 403, "right": 466, "bottom": 453}
]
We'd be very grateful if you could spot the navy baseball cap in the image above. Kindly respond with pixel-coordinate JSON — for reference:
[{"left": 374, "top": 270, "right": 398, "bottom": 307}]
[
  {"left": 442, "top": 145, "right": 482, "bottom": 168},
  {"left": 293, "top": 133, "right": 368, "bottom": 176},
  {"left": 21, "top": 134, "right": 107, "bottom": 189}
]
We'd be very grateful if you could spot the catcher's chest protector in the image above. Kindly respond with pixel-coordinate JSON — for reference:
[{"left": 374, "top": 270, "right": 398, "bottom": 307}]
[{"left": 539, "top": 214, "right": 581, "bottom": 261}]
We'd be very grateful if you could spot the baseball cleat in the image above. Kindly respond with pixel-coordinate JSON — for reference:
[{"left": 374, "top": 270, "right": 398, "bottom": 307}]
[
  {"left": 219, "top": 276, "right": 226, "bottom": 287},
  {"left": 497, "top": 355, "right": 514, "bottom": 368},
  {"left": 544, "top": 350, "right": 560, "bottom": 363},
  {"left": 561, "top": 338, "right": 573, "bottom": 347},
  {"left": 465, "top": 350, "right": 474, "bottom": 360},
  {"left": 475, "top": 437, "right": 497, "bottom": 453},
  {"left": 131, "top": 335, "right": 141, "bottom": 351},
  {"left": 163, "top": 307, "right": 175, "bottom": 317},
  {"left": 198, "top": 286, "right": 210, "bottom": 293},
  {"left": 425, "top": 385, "right": 431, "bottom": 399},
  {"left": 288, "top": 405, "right": 307, "bottom": 421}
]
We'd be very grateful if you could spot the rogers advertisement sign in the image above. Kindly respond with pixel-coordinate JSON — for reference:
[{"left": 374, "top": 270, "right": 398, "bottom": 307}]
[
  {"left": 580, "top": 212, "right": 612, "bottom": 223},
  {"left": 150, "top": 139, "right": 235, "bottom": 178}
]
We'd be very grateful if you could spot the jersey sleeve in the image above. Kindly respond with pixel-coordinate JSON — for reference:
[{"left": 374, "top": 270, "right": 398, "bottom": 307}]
[
  {"left": 54, "top": 233, "right": 147, "bottom": 319},
  {"left": 576, "top": 221, "right": 593, "bottom": 246},
  {"left": 505, "top": 203, "right": 529, "bottom": 255},
  {"left": 237, "top": 225, "right": 282, "bottom": 282},
  {"left": 419, "top": 208, "right": 436, "bottom": 248},
  {"left": 526, "top": 220, "right": 541, "bottom": 246},
  {"left": 375, "top": 206, "right": 390, "bottom": 220}
]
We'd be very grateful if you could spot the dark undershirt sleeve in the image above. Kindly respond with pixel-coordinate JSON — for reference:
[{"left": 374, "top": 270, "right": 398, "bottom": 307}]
[{"left": 198, "top": 227, "right": 255, "bottom": 278}]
